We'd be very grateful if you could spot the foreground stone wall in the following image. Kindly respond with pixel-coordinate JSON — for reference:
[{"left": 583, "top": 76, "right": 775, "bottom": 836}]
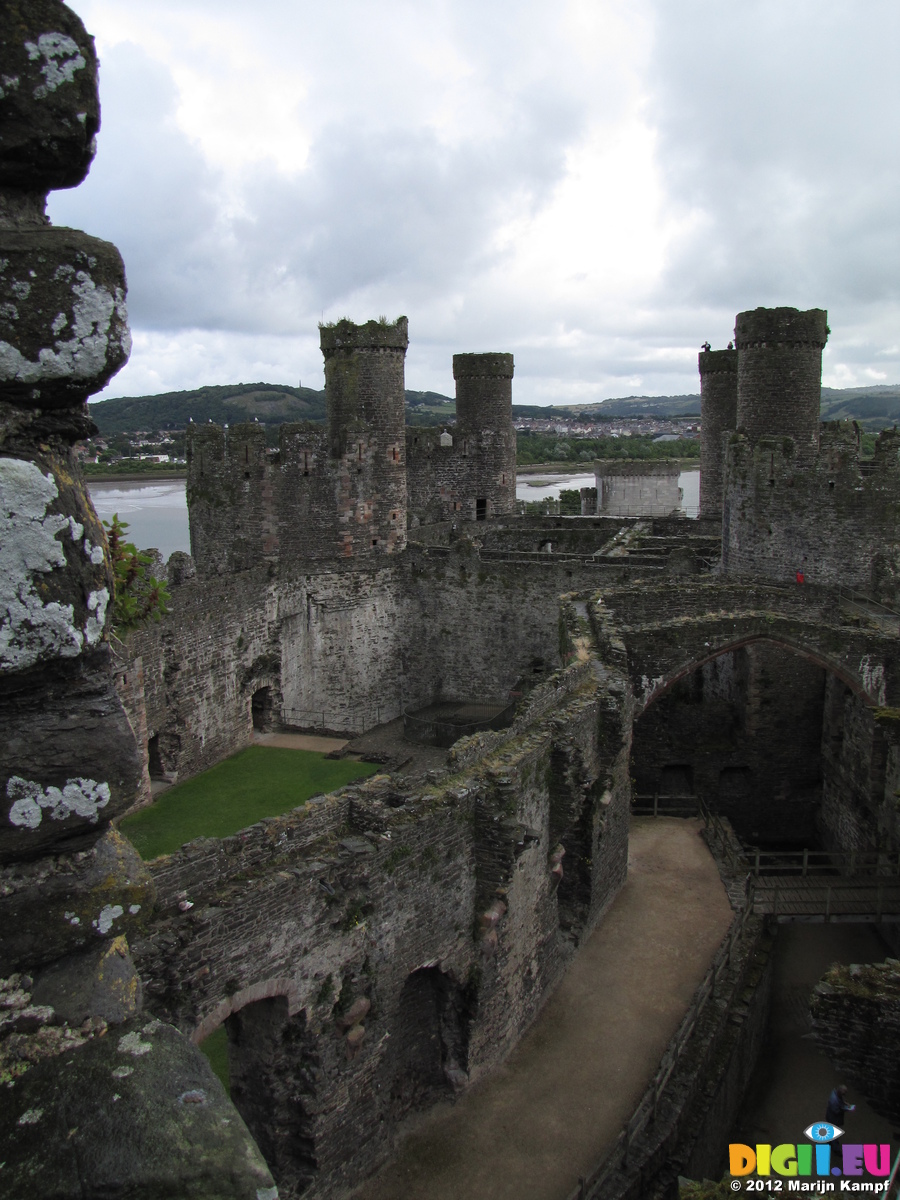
[{"left": 0, "top": 5, "right": 275, "bottom": 1194}]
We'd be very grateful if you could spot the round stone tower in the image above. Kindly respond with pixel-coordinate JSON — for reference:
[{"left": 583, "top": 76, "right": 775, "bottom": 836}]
[
  {"left": 452, "top": 352, "right": 516, "bottom": 519},
  {"left": 735, "top": 307, "right": 828, "bottom": 465},
  {"left": 320, "top": 317, "right": 408, "bottom": 555},
  {"left": 698, "top": 347, "right": 737, "bottom": 519}
]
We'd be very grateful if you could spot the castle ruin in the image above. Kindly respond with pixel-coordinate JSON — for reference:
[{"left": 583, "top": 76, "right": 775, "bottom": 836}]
[{"left": 2, "top": 5, "right": 900, "bottom": 1197}]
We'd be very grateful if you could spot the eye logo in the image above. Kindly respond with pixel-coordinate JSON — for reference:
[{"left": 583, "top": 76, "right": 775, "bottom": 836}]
[{"left": 803, "top": 1122, "right": 843, "bottom": 1143}]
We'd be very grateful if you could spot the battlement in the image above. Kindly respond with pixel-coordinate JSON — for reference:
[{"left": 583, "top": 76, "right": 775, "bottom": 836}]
[
  {"left": 734, "top": 306, "right": 828, "bottom": 349},
  {"left": 735, "top": 306, "right": 828, "bottom": 465},
  {"left": 453, "top": 352, "right": 515, "bottom": 380},
  {"left": 319, "top": 316, "right": 409, "bottom": 355},
  {"left": 698, "top": 348, "right": 738, "bottom": 375}
]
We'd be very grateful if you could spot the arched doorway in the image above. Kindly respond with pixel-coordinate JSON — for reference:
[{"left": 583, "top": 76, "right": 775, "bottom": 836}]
[{"left": 200, "top": 995, "right": 318, "bottom": 1195}]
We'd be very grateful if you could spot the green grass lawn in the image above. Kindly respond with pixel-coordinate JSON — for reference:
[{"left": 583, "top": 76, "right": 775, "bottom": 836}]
[{"left": 119, "top": 744, "right": 379, "bottom": 860}]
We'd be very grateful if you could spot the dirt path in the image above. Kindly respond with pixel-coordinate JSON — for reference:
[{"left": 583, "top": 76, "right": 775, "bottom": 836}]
[
  {"left": 350, "top": 817, "right": 734, "bottom": 1200},
  {"left": 252, "top": 731, "right": 348, "bottom": 753}
]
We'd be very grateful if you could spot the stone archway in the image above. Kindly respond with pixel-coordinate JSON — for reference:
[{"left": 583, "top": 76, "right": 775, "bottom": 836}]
[
  {"left": 631, "top": 641, "right": 828, "bottom": 846},
  {"left": 591, "top": 578, "right": 898, "bottom": 717},
  {"left": 194, "top": 982, "right": 317, "bottom": 1196},
  {"left": 224, "top": 995, "right": 318, "bottom": 1196}
]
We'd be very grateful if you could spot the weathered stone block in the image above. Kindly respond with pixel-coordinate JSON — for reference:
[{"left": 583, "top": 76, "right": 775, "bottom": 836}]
[
  {"left": 0, "top": 1017, "right": 277, "bottom": 1198},
  {"left": 0, "top": 660, "right": 144, "bottom": 860},
  {"left": 0, "top": 829, "right": 154, "bottom": 972},
  {"left": 32, "top": 935, "right": 143, "bottom": 1026},
  {"left": 0, "top": 1, "right": 100, "bottom": 193},
  {"left": 0, "top": 451, "right": 112, "bottom": 674},
  {"left": 0, "top": 227, "right": 130, "bottom": 406}
]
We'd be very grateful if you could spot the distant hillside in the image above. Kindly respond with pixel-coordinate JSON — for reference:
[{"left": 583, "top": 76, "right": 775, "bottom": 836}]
[
  {"left": 511, "top": 396, "right": 699, "bottom": 420},
  {"left": 89, "top": 384, "right": 456, "bottom": 436},
  {"left": 820, "top": 385, "right": 900, "bottom": 429},
  {"left": 90, "top": 381, "right": 900, "bottom": 436},
  {"left": 515, "top": 385, "right": 900, "bottom": 426},
  {"left": 89, "top": 383, "right": 325, "bottom": 435}
]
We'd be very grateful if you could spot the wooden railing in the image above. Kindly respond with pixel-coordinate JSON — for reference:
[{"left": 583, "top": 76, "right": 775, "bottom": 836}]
[{"left": 634, "top": 796, "right": 900, "bottom": 927}]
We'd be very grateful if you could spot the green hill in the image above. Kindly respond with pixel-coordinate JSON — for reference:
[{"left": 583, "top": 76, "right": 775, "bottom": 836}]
[
  {"left": 89, "top": 383, "right": 326, "bottom": 435},
  {"left": 89, "top": 384, "right": 459, "bottom": 436},
  {"left": 90, "top": 382, "right": 900, "bottom": 437},
  {"left": 820, "top": 385, "right": 900, "bottom": 428}
]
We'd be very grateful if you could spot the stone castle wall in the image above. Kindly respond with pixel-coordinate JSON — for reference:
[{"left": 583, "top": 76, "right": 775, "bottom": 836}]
[
  {"left": 133, "top": 636, "right": 633, "bottom": 1198},
  {"left": 190, "top": 335, "right": 517, "bottom": 576},
  {"left": 593, "top": 459, "right": 683, "bottom": 517},
  {"left": 811, "top": 960, "right": 900, "bottom": 1124},
  {"left": 721, "top": 424, "right": 900, "bottom": 595},
  {"left": 123, "top": 541, "right": 646, "bottom": 785}
]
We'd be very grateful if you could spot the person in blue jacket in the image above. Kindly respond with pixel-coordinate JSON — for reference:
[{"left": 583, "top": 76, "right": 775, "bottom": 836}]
[{"left": 826, "top": 1084, "right": 856, "bottom": 1124}]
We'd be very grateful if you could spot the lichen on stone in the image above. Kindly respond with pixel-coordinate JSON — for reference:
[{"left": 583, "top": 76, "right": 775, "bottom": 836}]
[
  {"left": 24, "top": 33, "right": 86, "bottom": 100},
  {"left": 6, "top": 775, "right": 111, "bottom": 830}
]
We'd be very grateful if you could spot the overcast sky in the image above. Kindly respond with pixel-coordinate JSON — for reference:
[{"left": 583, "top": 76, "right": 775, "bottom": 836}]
[{"left": 53, "top": 0, "right": 900, "bottom": 405}]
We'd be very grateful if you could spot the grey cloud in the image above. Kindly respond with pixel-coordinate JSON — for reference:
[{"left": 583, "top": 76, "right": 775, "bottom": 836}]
[
  {"left": 647, "top": 0, "right": 900, "bottom": 311},
  {"left": 53, "top": 37, "right": 583, "bottom": 342}
]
